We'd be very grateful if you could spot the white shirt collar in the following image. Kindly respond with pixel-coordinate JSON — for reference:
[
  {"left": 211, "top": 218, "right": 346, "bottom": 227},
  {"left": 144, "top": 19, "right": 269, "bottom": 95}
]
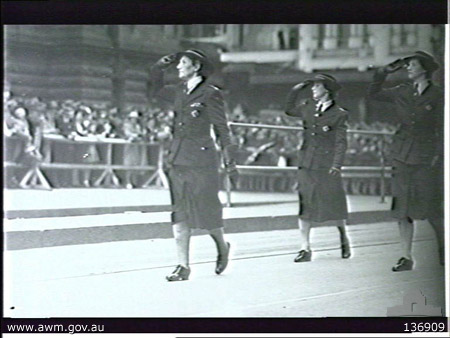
[
  {"left": 413, "top": 80, "right": 430, "bottom": 96},
  {"left": 186, "top": 76, "right": 203, "bottom": 94},
  {"left": 316, "top": 99, "right": 334, "bottom": 112}
]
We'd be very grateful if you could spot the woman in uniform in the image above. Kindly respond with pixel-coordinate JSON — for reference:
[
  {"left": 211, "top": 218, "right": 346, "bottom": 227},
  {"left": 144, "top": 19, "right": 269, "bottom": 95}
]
[
  {"left": 368, "top": 51, "right": 444, "bottom": 271},
  {"left": 148, "top": 50, "right": 238, "bottom": 281},
  {"left": 285, "top": 74, "right": 351, "bottom": 263}
]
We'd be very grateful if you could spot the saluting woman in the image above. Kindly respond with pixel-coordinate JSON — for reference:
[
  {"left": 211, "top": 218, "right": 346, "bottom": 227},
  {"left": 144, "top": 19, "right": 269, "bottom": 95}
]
[
  {"left": 285, "top": 74, "right": 351, "bottom": 263},
  {"left": 368, "top": 51, "right": 444, "bottom": 271},
  {"left": 148, "top": 50, "right": 238, "bottom": 281}
]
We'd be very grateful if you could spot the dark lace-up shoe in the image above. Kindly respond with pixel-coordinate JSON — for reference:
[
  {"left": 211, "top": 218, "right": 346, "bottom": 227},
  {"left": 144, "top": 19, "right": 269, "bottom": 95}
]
[
  {"left": 166, "top": 265, "right": 191, "bottom": 281},
  {"left": 294, "top": 250, "right": 312, "bottom": 263},
  {"left": 392, "top": 257, "right": 414, "bottom": 272},
  {"left": 215, "top": 242, "right": 230, "bottom": 275},
  {"left": 341, "top": 243, "right": 351, "bottom": 259}
]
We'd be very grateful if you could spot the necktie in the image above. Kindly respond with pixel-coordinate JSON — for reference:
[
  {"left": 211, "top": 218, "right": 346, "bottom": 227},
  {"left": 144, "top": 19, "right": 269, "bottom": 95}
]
[{"left": 414, "top": 83, "right": 420, "bottom": 96}]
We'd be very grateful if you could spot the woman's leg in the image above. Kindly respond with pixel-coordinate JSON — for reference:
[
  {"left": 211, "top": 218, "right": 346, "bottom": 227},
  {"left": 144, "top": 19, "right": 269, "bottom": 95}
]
[
  {"left": 83, "top": 169, "right": 91, "bottom": 187},
  {"left": 299, "top": 218, "right": 312, "bottom": 251},
  {"left": 337, "top": 220, "right": 351, "bottom": 258},
  {"left": 72, "top": 169, "right": 80, "bottom": 187},
  {"left": 428, "top": 216, "right": 445, "bottom": 265},
  {"left": 392, "top": 217, "right": 415, "bottom": 271},
  {"left": 125, "top": 171, "right": 133, "bottom": 188},
  {"left": 209, "top": 227, "right": 230, "bottom": 274},
  {"left": 398, "top": 217, "right": 414, "bottom": 260},
  {"left": 166, "top": 222, "right": 192, "bottom": 281},
  {"left": 172, "top": 222, "right": 191, "bottom": 268},
  {"left": 294, "top": 218, "right": 313, "bottom": 262},
  {"left": 209, "top": 227, "right": 228, "bottom": 255}
]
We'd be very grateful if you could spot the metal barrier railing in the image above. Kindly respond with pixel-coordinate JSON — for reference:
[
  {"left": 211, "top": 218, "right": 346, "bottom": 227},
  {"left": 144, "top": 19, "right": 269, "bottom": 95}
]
[
  {"left": 4, "top": 134, "right": 168, "bottom": 190},
  {"left": 225, "top": 121, "right": 394, "bottom": 207},
  {"left": 5, "top": 122, "right": 394, "bottom": 208},
  {"left": 229, "top": 121, "right": 395, "bottom": 135}
]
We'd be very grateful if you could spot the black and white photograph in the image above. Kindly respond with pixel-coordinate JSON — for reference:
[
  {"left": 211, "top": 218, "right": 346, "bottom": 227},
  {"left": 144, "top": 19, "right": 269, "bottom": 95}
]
[{"left": 2, "top": 16, "right": 448, "bottom": 334}]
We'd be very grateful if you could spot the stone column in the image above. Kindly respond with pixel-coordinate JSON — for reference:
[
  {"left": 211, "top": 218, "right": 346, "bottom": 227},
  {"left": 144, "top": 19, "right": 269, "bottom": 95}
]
[
  {"left": 372, "top": 24, "right": 391, "bottom": 67},
  {"left": 348, "top": 24, "right": 364, "bottom": 48},
  {"left": 298, "top": 24, "right": 318, "bottom": 72},
  {"left": 417, "top": 24, "right": 432, "bottom": 52},
  {"left": 322, "top": 24, "right": 338, "bottom": 50}
]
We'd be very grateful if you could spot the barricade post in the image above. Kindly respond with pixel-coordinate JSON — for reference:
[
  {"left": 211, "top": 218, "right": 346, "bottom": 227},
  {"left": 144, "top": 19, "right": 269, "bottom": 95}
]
[
  {"left": 142, "top": 143, "right": 169, "bottom": 188},
  {"left": 94, "top": 140, "right": 121, "bottom": 187}
]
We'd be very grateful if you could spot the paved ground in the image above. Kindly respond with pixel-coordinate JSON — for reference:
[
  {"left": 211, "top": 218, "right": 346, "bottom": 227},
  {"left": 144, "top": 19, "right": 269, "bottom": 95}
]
[
  {"left": 4, "top": 221, "right": 446, "bottom": 318},
  {"left": 3, "top": 188, "right": 447, "bottom": 318}
]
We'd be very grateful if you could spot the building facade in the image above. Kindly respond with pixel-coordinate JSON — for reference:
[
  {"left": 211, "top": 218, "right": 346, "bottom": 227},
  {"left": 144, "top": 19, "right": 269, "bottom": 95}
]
[{"left": 4, "top": 24, "right": 445, "bottom": 121}]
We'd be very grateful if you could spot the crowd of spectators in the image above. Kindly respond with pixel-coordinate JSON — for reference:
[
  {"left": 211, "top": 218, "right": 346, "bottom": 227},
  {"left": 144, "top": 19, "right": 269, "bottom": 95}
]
[
  {"left": 3, "top": 91, "right": 397, "bottom": 192},
  {"left": 3, "top": 92, "right": 174, "bottom": 188},
  {"left": 3, "top": 91, "right": 173, "bottom": 145}
]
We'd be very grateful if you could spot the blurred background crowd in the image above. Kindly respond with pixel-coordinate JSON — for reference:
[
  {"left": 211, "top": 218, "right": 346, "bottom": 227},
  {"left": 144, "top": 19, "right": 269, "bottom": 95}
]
[
  {"left": 4, "top": 90, "right": 396, "bottom": 168},
  {"left": 4, "top": 90, "right": 396, "bottom": 193},
  {"left": 3, "top": 91, "right": 173, "bottom": 145}
]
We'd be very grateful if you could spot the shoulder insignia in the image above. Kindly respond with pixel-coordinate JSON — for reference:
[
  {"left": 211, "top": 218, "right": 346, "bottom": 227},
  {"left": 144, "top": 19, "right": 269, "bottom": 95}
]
[
  {"left": 208, "top": 84, "right": 221, "bottom": 91},
  {"left": 338, "top": 107, "right": 349, "bottom": 115}
]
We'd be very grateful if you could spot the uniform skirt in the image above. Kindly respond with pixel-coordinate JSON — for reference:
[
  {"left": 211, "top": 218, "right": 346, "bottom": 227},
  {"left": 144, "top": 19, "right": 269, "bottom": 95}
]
[
  {"left": 298, "top": 167, "right": 348, "bottom": 224},
  {"left": 168, "top": 165, "right": 223, "bottom": 230},
  {"left": 391, "top": 160, "right": 443, "bottom": 220}
]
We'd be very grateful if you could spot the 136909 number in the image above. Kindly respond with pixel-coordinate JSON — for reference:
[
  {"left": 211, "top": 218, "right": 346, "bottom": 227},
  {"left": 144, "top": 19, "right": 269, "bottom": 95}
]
[{"left": 404, "top": 322, "right": 445, "bottom": 332}]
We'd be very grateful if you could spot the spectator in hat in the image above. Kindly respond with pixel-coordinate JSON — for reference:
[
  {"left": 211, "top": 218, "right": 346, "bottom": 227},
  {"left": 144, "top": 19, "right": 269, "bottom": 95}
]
[
  {"left": 6, "top": 106, "right": 44, "bottom": 187},
  {"left": 5, "top": 106, "right": 33, "bottom": 169},
  {"left": 26, "top": 105, "right": 45, "bottom": 158},
  {"left": 42, "top": 101, "right": 59, "bottom": 135},
  {"left": 108, "top": 109, "right": 124, "bottom": 139},
  {"left": 55, "top": 107, "right": 80, "bottom": 187},
  {"left": 368, "top": 51, "right": 444, "bottom": 271},
  {"left": 285, "top": 73, "right": 351, "bottom": 263},
  {"left": 74, "top": 107, "right": 100, "bottom": 187},
  {"left": 148, "top": 49, "right": 238, "bottom": 282},
  {"left": 123, "top": 110, "right": 144, "bottom": 189},
  {"left": 56, "top": 107, "right": 77, "bottom": 139}
]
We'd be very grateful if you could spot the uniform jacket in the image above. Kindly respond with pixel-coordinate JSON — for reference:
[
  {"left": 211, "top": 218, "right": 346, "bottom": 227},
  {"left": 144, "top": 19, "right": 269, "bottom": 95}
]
[
  {"left": 285, "top": 88, "right": 348, "bottom": 169},
  {"left": 368, "top": 73, "right": 444, "bottom": 165},
  {"left": 149, "top": 65, "right": 235, "bottom": 168}
]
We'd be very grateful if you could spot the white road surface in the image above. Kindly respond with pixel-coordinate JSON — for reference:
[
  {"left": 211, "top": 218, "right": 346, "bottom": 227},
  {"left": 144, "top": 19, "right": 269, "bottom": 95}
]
[{"left": 4, "top": 221, "right": 446, "bottom": 317}]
